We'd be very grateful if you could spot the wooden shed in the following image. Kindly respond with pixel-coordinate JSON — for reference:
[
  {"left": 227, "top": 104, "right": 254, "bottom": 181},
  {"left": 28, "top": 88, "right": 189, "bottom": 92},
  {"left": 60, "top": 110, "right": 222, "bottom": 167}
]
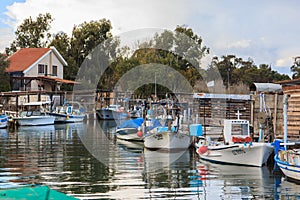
[{"left": 277, "top": 78, "right": 300, "bottom": 140}]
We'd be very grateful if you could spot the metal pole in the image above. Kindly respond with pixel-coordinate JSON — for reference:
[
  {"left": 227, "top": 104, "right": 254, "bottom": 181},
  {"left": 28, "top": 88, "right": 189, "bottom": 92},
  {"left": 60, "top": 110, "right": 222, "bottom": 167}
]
[{"left": 283, "top": 94, "right": 288, "bottom": 149}]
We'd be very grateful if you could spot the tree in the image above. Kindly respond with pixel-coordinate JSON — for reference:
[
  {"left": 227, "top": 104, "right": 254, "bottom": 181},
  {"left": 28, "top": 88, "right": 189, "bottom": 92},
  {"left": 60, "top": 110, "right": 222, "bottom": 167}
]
[
  {"left": 49, "top": 32, "right": 78, "bottom": 90},
  {"left": 6, "top": 13, "right": 53, "bottom": 55},
  {"left": 100, "top": 26, "right": 209, "bottom": 98},
  {"left": 49, "top": 19, "right": 115, "bottom": 90},
  {"left": 0, "top": 54, "right": 11, "bottom": 91},
  {"left": 207, "top": 55, "right": 290, "bottom": 91},
  {"left": 291, "top": 57, "right": 300, "bottom": 79},
  {"left": 70, "top": 19, "right": 113, "bottom": 67},
  {"left": 174, "top": 25, "right": 209, "bottom": 69}
]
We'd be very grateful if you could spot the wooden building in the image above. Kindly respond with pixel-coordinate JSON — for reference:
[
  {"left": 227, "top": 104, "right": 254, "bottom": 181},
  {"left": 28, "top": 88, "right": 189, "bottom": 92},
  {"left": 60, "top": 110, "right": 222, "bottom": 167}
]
[
  {"left": 277, "top": 78, "right": 300, "bottom": 140},
  {"left": 193, "top": 84, "right": 284, "bottom": 142}
]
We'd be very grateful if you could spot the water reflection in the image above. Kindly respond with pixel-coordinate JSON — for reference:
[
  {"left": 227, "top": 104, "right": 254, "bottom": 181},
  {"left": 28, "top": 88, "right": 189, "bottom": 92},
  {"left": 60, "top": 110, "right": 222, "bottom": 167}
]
[
  {"left": 195, "top": 161, "right": 275, "bottom": 199},
  {"left": 0, "top": 120, "right": 299, "bottom": 199}
]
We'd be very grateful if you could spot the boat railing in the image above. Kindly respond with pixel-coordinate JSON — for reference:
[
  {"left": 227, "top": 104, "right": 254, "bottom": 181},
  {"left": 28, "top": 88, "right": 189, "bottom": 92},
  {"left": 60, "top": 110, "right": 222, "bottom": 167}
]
[{"left": 279, "top": 149, "right": 300, "bottom": 165}]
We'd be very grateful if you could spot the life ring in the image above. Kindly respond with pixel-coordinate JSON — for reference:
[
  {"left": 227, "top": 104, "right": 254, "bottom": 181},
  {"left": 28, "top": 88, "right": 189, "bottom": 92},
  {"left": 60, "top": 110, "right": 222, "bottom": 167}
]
[
  {"left": 198, "top": 146, "right": 208, "bottom": 154},
  {"left": 137, "top": 131, "right": 143, "bottom": 138}
]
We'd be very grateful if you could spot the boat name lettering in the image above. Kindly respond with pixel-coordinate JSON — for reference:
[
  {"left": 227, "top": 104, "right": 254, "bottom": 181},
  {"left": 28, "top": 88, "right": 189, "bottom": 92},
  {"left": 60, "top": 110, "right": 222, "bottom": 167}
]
[
  {"left": 232, "top": 148, "right": 246, "bottom": 155},
  {"left": 154, "top": 133, "right": 163, "bottom": 140},
  {"left": 231, "top": 120, "right": 248, "bottom": 124}
]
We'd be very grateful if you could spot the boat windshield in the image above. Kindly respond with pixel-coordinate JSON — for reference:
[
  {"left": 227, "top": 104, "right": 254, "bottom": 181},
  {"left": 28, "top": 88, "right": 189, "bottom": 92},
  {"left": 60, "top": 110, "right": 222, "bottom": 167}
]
[
  {"left": 32, "top": 111, "right": 42, "bottom": 116},
  {"left": 108, "top": 105, "right": 119, "bottom": 110},
  {"left": 20, "top": 111, "right": 29, "bottom": 117}
]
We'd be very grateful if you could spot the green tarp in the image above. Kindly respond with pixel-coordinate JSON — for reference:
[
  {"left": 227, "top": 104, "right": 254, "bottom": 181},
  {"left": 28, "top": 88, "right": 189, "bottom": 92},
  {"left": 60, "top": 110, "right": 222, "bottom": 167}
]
[{"left": 0, "top": 185, "right": 78, "bottom": 200}]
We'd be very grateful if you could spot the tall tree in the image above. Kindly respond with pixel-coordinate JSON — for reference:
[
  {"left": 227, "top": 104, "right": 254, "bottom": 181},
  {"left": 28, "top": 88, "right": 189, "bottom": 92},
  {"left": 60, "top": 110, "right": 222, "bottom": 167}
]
[
  {"left": 291, "top": 56, "right": 300, "bottom": 79},
  {"left": 49, "top": 32, "right": 78, "bottom": 90},
  {"left": 70, "top": 19, "right": 113, "bottom": 67},
  {"left": 102, "top": 26, "right": 209, "bottom": 98},
  {"left": 6, "top": 13, "right": 53, "bottom": 55},
  {"left": 210, "top": 55, "right": 290, "bottom": 89},
  {"left": 0, "top": 54, "right": 11, "bottom": 91}
]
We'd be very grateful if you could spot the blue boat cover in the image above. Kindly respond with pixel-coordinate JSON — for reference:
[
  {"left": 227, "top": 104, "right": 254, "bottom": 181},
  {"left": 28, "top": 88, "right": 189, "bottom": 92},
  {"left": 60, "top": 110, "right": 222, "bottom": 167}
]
[
  {"left": 117, "top": 118, "right": 144, "bottom": 129},
  {"left": 144, "top": 119, "right": 162, "bottom": 132}
]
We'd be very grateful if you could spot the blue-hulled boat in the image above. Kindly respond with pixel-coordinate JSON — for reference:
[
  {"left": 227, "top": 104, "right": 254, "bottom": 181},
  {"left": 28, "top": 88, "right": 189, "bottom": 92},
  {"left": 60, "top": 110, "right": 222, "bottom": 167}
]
[
  {"left": 0, "top": 113, "right": 8, "bottom": 128},
  {"left": 274, "top": 140, "right": 300, "bottom": 182}
]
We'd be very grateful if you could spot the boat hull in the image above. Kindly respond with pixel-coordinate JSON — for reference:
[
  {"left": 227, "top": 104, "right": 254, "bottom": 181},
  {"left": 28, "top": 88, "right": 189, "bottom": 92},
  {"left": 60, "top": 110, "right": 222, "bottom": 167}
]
[
  {"left": 14, "top": 116, "right": 55, "bottom": 126},
  {"left": 115, "top": 128, "right": 142, "bottom": 141},
  {"left": 275, "top": 153, "right": 300, "bottom": 181},
  {"left": 197, "top": 143, "right": 274, "bottom": 167},
  {"left": 0, "top": 115, "right": 8, "bottom": 128},
  {"left": 96, "top": 109, "right": 127, "bottom": 120},
  {"left": 49, "top": 113, "right": 85, "bottom": 123},
  {"left": 144, "top": 131, "right": 191, "bottom": 150}
]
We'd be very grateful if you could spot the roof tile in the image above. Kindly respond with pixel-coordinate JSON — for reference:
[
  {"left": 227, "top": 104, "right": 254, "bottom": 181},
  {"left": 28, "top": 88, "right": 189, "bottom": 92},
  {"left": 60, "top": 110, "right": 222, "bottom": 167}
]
[{"left": 6, "top": 48, "right": 50, "bottom": 73}]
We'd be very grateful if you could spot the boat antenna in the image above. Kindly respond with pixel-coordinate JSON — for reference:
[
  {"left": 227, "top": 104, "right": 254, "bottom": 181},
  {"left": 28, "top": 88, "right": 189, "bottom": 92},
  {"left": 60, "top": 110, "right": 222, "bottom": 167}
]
[{"left": 155, "top": 72, "right": 157, "bottom": 100}]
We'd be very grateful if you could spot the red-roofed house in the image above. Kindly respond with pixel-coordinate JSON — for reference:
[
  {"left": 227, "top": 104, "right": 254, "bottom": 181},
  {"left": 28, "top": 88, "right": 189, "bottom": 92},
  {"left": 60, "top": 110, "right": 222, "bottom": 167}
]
[{"left": 6, "top": 46, "right": 68, "bottom": 92}]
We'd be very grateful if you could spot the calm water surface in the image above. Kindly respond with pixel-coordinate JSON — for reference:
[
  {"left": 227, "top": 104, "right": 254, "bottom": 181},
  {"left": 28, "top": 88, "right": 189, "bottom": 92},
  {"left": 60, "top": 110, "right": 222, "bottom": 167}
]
[{"left": 0, "top": 119, "right": 299, "bottom": 199}]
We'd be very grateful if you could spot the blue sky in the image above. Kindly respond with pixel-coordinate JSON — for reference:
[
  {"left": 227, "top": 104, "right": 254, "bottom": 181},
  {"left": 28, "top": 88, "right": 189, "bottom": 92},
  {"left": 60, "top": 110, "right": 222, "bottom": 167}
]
[
  {"left": 0, "top": 0, "right": 24, "bottom": 28},
  {"left": 1, "top": 0, "right": 300, "bottom": 77}
]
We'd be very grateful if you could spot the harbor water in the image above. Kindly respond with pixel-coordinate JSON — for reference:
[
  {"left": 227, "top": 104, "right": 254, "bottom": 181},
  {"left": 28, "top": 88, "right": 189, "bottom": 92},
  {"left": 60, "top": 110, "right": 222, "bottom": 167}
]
[{"left": 0, "top": 119, "right": 299, "bottom": 199}]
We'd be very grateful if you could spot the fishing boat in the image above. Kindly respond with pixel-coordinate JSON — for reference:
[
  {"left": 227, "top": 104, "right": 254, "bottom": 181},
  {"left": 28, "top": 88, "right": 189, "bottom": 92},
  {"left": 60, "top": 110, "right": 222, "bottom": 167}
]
[
  {"left": 49, "top": 103, "right": 85, "bottom": 123},
  {"left": 0, "top": 113, "right": 8, "bottom": 128},
  {"left": 143, "top": 105, "right": 192, "bottom": 150},
  {"left": 0, "top": 185, "right": 78, "bottom": 199},
  {"left": 96, "top": 104, "right": 128, "bottom": 120},
  {"left": 274, "top": 141, "right": 300, "bottom": 182},
  {"left": 274, "top": 94, "right": 300, "bottom": 182},
  {"left": 195, "top": 110, "right": 274, "bottom": 167},
  {"left": 13, "top": 102, "right": 55, "bottom": 126},
  {"left": 115, "top": 117, "right": 144, "bottom": 141}
]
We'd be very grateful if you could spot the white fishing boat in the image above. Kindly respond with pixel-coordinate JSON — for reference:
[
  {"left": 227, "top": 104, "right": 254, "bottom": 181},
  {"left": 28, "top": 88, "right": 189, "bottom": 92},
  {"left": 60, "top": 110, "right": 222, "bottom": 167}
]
[
  {"left": 115, "top": 118, "right": 144, "bottom": 141},
  {"left": 196, "top": 111, "right": 273, "bottom": 167},
  {"left": 49, "top": 103, "right": 85, "bottom": 123},
  {"left": 96, "top": 105, "right": 128, "bottom": 120},
  {"left": 144, "top": 129, "right": 191, "bottom": 150},
  {"left": 143, "top": 106, "right": 192, "bottom": 150},
  {"left": 13, "top": 101, "right": 55, "bottom": 126},
  {"left": 116, "top": 127, "right": 141, "bottom": 141},
  {"left": 0, "top": 113, "right": 8, "bottom": 128}
]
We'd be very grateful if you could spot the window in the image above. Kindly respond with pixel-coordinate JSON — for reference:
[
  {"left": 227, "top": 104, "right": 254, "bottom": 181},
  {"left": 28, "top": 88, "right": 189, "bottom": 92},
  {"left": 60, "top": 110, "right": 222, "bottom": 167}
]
[
  {"left": 38, "top": 64, "right": 48, "bottom": 75},
  {"left": 38, "top": 64, "right": 44, "bottom": 74},
  {"left": 44, "top": 65, "right": 48, "bottom": 75},
  {"left": 52, "top": 65, "right": 57, "bottom": 76}
]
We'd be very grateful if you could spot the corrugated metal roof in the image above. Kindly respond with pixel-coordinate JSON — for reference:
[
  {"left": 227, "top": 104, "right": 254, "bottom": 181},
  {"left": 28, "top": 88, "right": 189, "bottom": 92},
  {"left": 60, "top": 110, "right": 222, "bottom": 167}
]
[
  {"left": 251, "top": 83, "right": 282, "bottom": 93},
  {"left": 193, "top": 93, "right": 251, "bottom": 100}
]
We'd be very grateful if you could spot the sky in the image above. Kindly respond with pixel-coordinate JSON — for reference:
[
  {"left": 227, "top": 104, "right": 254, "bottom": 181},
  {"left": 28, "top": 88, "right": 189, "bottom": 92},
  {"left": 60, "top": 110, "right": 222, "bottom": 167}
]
[{"left": 1, "top": 0, "right": 300, "bottom": 76}]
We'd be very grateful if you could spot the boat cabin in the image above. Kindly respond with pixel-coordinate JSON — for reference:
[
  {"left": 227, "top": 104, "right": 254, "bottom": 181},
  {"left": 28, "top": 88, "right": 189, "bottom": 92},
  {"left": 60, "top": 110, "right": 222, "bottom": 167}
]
[
  {"left": 18, "top": 101, "right": 51, "bottom": 116},
  {"left": 223, "top": 119, "right": 251, "bottom": 144}
]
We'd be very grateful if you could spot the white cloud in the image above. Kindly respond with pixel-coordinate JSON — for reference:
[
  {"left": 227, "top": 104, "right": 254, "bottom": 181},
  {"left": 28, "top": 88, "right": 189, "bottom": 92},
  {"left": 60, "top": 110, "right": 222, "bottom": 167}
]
[
  {"left": 4, "top": 0, "right": 188, "bottom": 36},
  {"left": 0, "top": 27, "right": 14, "bottom": 51},
  {"left": 1, "top": 0, "right": 300, "bottom": 76},
  {"left": 0, "top": 0, "right": 190, "bottom": 52},
  {"left": 227, "top": 39, "right": 251, "bottom": 49}
]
